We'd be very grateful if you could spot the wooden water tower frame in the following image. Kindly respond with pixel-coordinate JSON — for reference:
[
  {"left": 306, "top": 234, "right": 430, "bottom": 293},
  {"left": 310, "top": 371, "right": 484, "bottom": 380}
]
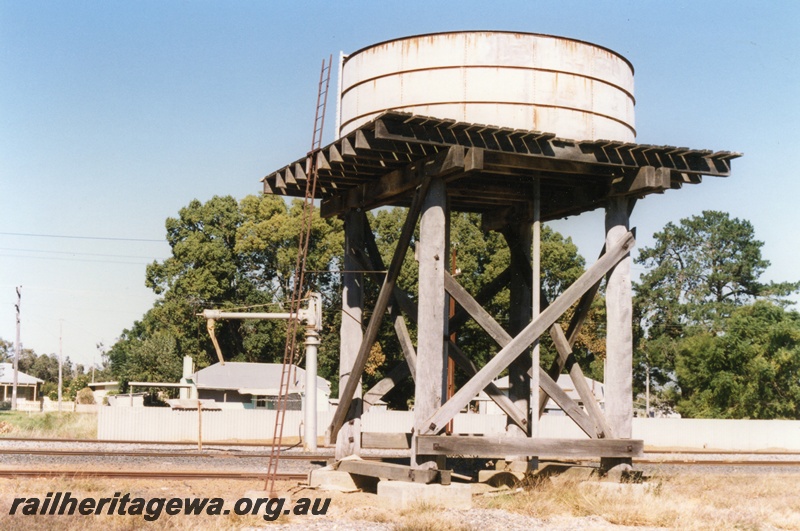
[{"left": 261, "top": 111, "right": 738, "bottom": 475}]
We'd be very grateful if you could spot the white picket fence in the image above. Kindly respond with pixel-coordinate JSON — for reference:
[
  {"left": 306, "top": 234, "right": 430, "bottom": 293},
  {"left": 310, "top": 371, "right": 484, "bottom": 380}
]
[{"left": 97, "top": 407, "right": 800, "bottom": 451}]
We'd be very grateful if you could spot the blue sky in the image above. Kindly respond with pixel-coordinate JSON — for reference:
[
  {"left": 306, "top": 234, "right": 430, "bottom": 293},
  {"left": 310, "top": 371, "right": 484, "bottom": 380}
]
[{"left": 1, "top": 1, "right": 798, "bottom": 368}]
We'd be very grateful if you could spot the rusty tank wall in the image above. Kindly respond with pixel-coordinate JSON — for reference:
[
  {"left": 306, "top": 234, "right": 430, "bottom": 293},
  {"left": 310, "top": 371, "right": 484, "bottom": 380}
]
[{"left": 338, "top": 31, "right": 635, "bottom": 142}]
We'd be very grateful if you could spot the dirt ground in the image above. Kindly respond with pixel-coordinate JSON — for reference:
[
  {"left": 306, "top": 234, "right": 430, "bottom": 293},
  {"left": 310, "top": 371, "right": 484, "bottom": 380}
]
[{"left": 2, "top": 472, "right": 800, "bottom": 530}]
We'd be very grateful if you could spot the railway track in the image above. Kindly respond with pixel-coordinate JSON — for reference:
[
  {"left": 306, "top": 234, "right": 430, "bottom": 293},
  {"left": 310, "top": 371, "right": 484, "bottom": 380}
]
[
  {"left": 0, "top": 469, "right": 308, "bottom": 480},
  {"left": 4, "top": 437, "right": 800, "bottom": 455},
  {"left": 3, "top": 438, "right": 800, "bottom": 468},
  {"left": 0, "top": 437, "right": 293, "bottom": 447},
  {"left": 635, "top": 459, "right": 800, "bottom": 467},
  {"left": 0, "top": 448, "right": 336, "bottom": 460}
]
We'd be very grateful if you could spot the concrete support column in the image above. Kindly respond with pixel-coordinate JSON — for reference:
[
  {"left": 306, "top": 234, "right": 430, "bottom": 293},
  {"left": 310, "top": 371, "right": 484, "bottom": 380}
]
[
  {"left": 337, "top": 210, "right": 364, "bottom": 457},
  {"left": 413, "top": 177, "right": 447, "bottom": 470},
  {"left": 603, "top": 196, "right": 633, "bottom": 470}
]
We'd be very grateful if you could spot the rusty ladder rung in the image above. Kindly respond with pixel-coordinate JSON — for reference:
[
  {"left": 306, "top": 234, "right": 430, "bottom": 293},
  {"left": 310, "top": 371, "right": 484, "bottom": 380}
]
[{"left": 265, "top": 54, "right": 332, "bottom": 495}]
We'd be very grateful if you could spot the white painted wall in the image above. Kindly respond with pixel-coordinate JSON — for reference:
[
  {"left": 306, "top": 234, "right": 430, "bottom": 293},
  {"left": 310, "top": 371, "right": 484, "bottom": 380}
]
[{"left": 96, "top": 408, "right": 800, "bottom": 451}]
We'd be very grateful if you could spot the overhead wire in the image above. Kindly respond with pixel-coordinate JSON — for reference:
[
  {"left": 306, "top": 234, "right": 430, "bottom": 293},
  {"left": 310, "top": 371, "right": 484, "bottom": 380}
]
[
  {"left": 0, "top": 247, "right": 167, "bottom": 260},
  {"left": 0, "top": 231, "right": 166, "bottom": 243}
]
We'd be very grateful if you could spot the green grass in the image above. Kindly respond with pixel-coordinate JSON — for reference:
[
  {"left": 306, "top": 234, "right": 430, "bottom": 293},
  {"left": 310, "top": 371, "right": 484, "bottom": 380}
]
[{"left": 0, "top": 411, "right": 97, "bottom": 439}]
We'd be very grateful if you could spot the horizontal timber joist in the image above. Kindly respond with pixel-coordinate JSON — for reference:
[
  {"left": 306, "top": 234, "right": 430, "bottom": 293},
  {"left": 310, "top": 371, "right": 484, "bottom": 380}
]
[
  {"left": 261, "top": 112, "right": 739, "bottom": 218},
  {"left": 374, "top": 114, "right": 738, "bottom": 177},
  {"left": 416, "top": 435, "right": 644, "bottom": 459},
  {"left": 320, "top": 145, "right": 478, "bottom": 218}
]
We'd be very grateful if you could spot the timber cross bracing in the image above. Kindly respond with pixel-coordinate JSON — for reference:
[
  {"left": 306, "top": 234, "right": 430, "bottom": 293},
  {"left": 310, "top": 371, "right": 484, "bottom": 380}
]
[{"left": 261, "top": 111, "right": 737, "bottom": 467}]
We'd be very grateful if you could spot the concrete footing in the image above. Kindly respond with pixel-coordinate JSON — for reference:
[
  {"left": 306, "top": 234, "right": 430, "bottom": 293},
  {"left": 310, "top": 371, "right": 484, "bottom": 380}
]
[
  {"left": 377, "top": 479, "right": 472, "bottom": 509},
  {"left": 308, "top": 468, "right": 360, "bottom": 492}
]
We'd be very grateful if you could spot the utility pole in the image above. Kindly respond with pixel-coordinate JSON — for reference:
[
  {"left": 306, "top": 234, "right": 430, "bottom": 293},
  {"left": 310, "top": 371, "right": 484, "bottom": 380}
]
[
  {"left": 645, "top": 362, "right": 651, "bottom": 419},
  {"left": 58, "top": 320, "right": 64, "bottom": 412},
  {"left": 12, "top": 286, "right": 21, "bottom": 411}
]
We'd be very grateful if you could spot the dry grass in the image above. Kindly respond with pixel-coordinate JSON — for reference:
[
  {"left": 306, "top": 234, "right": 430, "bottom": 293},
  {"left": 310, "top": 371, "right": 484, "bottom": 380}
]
[
  {"left": 478, "top": 471, "right": 800, "bottom": 530},
  {"left": 394, "top": 501, "right": 475, "bottom": 531},
  {"left": 0, "top": 412, "right": 97, "bottom": 439},
  {"left": 2, "top": 472, "right": 800, "bottom": 530}
]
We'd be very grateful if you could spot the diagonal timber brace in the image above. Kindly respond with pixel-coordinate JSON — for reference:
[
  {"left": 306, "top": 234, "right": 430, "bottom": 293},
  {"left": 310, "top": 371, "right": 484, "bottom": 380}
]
[
  {"left": 547, "top": 323, "right": 613, "bottom": 438},
  {"left": 329, "top": 147, "right": 468, "bottom": 444},
  {"left": 449, "top": 266, "right": 512, "bottom": 333},
  {"left": 421, "top": 229, "right": 635, "bottom": 435},
  {"left": 355, "top": 228, "right": 528, "bottom": 430},
  {"left": 364, "top": 361, "right": 411, "bottom": 408},
  {"left": 538, "top": 246, "right": 607, "bottom": 422},
  {"left": 502, "top": 227, "right": 612, "bottom": 436},
  {"left": 445, "top": 270, "right": 597, "bottom": 437},
  {"left": 447, "top": 341, "right": 528, "bottom": 430},
  {"left": 329, "top": 179, "right": 429, "bottom": 443}
]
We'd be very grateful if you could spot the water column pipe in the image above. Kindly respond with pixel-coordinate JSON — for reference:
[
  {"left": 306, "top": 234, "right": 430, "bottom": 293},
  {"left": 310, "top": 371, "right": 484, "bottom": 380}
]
[{"left": 200, "top": 293, "right": 323, "bottom": 451}]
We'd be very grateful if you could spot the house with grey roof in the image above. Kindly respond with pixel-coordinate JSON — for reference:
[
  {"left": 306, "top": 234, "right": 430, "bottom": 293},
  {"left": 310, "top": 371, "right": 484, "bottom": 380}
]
[
  {"left": 186, "top": 361, "right": 331, "bottom": 411},
  {"left": 0, "top": 363, "right": 44, "bottom": 402}
]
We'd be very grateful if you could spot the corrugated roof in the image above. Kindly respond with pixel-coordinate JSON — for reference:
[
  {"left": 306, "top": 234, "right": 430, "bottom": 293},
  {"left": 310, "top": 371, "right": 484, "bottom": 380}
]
[
  {"left": 192, "top": 362, "right": 330, "bottom": 395},
  {"left": 0, "top": 363, "right": 44, "bottom": 385}
]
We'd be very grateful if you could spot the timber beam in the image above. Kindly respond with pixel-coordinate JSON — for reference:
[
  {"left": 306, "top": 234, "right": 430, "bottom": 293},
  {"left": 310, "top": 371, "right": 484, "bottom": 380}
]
[
  {"left": 262, "top": 113, "right": 739, "bottom": 220},
  {"left": 445, "top": 270, "right": 600, "bottom": 438},
  {"left": 352, "top": 223, "right": 528, "bottom": 427},
  {"left": 320, "top": 145, "right": 481, "bottom": 218},
  {"left": 328, "top": 176, "right": 432, "bottom": 444},
  {"left": 361, "top": 432, "right": 412, "bottom": 450},
  {"left": 375, "top": 114, "right": 737, "bottom": 178},
  {"left": 416, "top": 435, "right": 643, "bottom": 459},
  {"left": 421, "top": 230, "right": 635, "bottom": 435},
  {"left": 447, "top": 341, "right": 528, "bottom": 431},
  {"left": 337, "top": 459, "right": 441, "bottom": 484},
  {"left": 499, "top": 225, "right": 611, "bottom": 434},
  {"left": 449, "top": 266, "right": 512, "bottom": 333},
  {"left": 501, "top": 227, "right": 612, "bottom": 436},
  {"left": 363, "top": 361, "right": 411, "bottom": 409},
  {"left": 547, "top": 323, "right": 613, "bottom": 438}
]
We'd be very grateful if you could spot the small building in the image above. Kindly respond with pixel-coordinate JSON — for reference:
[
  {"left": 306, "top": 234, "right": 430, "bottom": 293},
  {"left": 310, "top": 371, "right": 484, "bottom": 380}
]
[
  {"left": 188, "top": 362, "right": 331, "bottom": 411},
  {"left": 87, "top": 381, "right": 120, "bottom": 404},
  {"left": 473, "top": 374, "right": 604, "bottom": 415},
  {"left": 0, "top": 363, "right": 43, "bottom": 402}
]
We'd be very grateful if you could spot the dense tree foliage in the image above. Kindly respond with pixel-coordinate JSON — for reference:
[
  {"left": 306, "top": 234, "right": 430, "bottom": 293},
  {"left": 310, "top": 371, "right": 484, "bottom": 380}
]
[
  {"left": 108, "top": 194, "right": 343, "bottom": 392},
  {"left": 675, "top": 302, "right": 800, "bottom": 418},
  {"left": 107, "top": 195, "right": 595, "bottom": 402},
  {"left": 636, "top": 211, "right": 797, "bottom": 335},
  {"left": 633, "top": 211, "right": 800, "bottom": 418}
]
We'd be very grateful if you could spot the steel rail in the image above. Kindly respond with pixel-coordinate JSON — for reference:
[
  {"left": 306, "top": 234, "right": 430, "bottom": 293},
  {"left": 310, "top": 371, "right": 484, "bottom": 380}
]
[
  {"left": 0, "top": 469, "right": 308, "bottom": 480},
  {"left": 0, "top": 437, "right": 297, "bottom": 447},
  {"left": 0, "top": 448, "right": 382, "bottom": 460},
  {"left": 635, "top": 459, "right": 800, "bottom": 467}
]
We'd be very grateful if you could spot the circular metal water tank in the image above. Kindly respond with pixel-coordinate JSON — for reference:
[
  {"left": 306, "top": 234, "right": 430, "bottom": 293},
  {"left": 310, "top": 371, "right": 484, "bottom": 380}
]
[{"left": 339, "top": 31, "right": 635, "bottom": 141}]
